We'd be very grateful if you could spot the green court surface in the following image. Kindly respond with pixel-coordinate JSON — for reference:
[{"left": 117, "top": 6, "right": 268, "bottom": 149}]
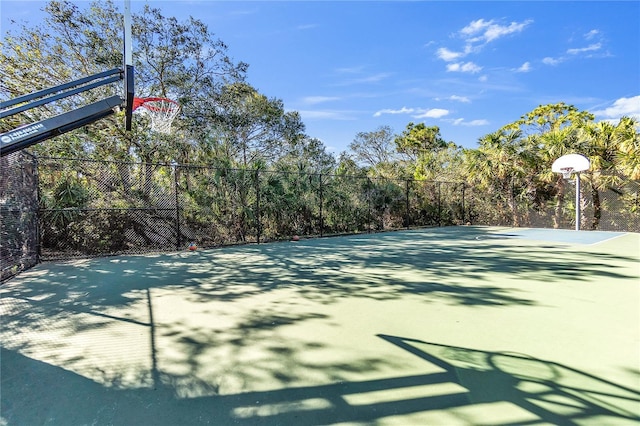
[{"left": 1, "top": 226, "right": 639, "bottom": 425}]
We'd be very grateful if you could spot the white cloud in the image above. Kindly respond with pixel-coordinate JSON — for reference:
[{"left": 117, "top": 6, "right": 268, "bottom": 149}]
[
  {"left": 436, "top": 45, "right": 476, "bottom": 62},
  {"left": 373, "top": 107, "right": 450, "bottom": 119},
  {"left": 460, "top": 18, "right": 533, "bottom": 44},
  {"left": 567, "top": 43, "right": 602, "bottom": 55},
  {"left": 484, "top": 20, "right": 532, "bottom": 43},
  {"left": 436, "top": 47, "right": 464, "bottom": 62},
  {"left": 592, "top": 96, "right": 640, "bottom": 120},
  {"left": 543, "top": 56, "right": 562, "bottom": 66},
  {"left": 584, "top": 29, "right": 600, "bottom": 40},
  {"left": 358, "top": 73, "right": 392, "bottom": 83},
  {"left": 543, "top": 38, "right": 603, "bottom": 68},
  {"left": 449, "top": 95, "right": 471, "bottom": 103},
  {"left": 299, "top": 110, "right": 355, "bottom": 120},
  {"left": 447, "top": 62, "right": 482, "bottom": 73},
  {"left": 413, "top": 108, "right": 450, "bottom": 119},
  {"left": 301, "top": 96, "right": 340, "bottom": 105},
  {"left": 296, "top": 24, "right": 318, "bottom": 30},
  {"left": 373, "top": 107, "right": 415, "bottom": 117},
  {"left": 435, "top": 18, "right": 531, "bottom": 74},
  {"left": 448, "top": 118, "right": 489, "bottom": 126},
  {"left": 337, "top": 73, "right": 392, "bottom": 86},
  {"left": 334, "top": 66, "right": 365, "bottom": 74},
  {"left": 515, "top": 62, "right": 531, "bottom": 72},
  {"left": 435, "top": 18, "right": 531, "bottom": 72},
  {"left": 465, "top": 119, "right": 490, "bottom": 126},
  {"left": 460, "top": 19, "right": 492, "bottom": 38}
]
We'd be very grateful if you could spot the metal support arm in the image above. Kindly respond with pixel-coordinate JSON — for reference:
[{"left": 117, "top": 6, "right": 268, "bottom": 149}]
[{"left": 0, "top": 96, "right": 122, "bottom": 157}]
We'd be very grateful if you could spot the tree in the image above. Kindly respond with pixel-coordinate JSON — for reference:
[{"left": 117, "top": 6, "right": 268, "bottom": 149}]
[
  {"left": 394, "top": 123, "right": 447, "bottom": 160},
  {"left": 393, "top": 123, "right": 454, "bottom": 181},
  {"left": 206, "top": 82, "right": 306, "bottom": 168},
  {"left": 276, "top": 137, "right": 336, "bottom": 174},
  {"left": 580, "top": 120, "right": 618, "bottom": 228},
  {"left": 464, "top": 128, "right": 532, "bottom": 226},
  {"left": 499, "top": 103, "right": 595, "bottom": 228},
  {"left": 613, "top": 117, "right": 640, "bottom": 180},
  {"left": 506, "top": 102, "right": 594, "bottom": 135},
  {"left": 348, "top": 126, "right": 397, "bottom": 171},
  {"left": 580, "top": 117, "right": 640, "bottom": 228}
]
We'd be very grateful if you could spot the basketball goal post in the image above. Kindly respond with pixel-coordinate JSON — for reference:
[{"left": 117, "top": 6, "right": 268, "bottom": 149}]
[
  {"left": 552, "top": 154, "right": 590, "bottom": 231},
  {"left": 0, "top": 1, "right": 133, "bottom": 156},
  {"left": 0, "top": 0, "right": 179, "bottom": 157}
]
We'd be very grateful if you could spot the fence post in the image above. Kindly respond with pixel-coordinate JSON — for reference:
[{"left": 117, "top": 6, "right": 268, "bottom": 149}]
[
  {"left": 438, "top": 182, "right": 442, "bottom": 227},
  {"left": 405, "top": 179, "right": 410, "bottom": 229},
  {"left": 319, "top": 173, "right": 324, "bottom": 237},
  {"left": 367, "top": 177, "right": 372, "bottom": 233},
  {"left": 173, "top": 164, "right": 181, "bottom": 250},
  {"left": 255, "top": 168, "right": 261, "bottom": 244},
  {"left": 34, "top": 154, "right": 42, "bottom": 262},
  {"left": 461, "top": 183, "right": 466, "bottom": 225}
]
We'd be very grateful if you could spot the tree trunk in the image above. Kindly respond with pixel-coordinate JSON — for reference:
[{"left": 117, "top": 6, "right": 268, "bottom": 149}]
[
  {"left": 509, "top": 179, "right": 520, "bottom": 227},
  {"left": 591, "top": 184, "right": 601, "bottom": 230},
  {"left": 118, "top": 162, "right": 131, "bottom": 194},
  {"left": 144, "top": 162, "right": 153, "bottom": 200}
]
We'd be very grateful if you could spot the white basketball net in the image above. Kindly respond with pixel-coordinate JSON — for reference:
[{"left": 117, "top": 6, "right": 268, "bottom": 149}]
[
  {"left": 137, "top": 98, "right": 180, "bottom": 134},
  {"left": 560, "top": 167, "right": 574, "bottom": 179}
]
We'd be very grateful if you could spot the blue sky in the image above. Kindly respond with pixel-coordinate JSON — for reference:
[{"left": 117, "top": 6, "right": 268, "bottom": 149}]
[{"left": 2, "top": 1, "right": 639, "bottom": 155}]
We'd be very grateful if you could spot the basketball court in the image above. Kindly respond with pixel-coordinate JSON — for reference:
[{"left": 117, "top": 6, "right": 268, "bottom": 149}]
[
  {"left": 1, "top": 226, "right": 638, "bottom": 425},
  {"left": 1, "top": 4, "right": 638, "bottom": 424}
]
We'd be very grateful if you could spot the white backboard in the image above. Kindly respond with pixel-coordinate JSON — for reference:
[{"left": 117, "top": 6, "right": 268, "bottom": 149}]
[{"left": 552, "top": 154, "right": 590, "bottom": 174}]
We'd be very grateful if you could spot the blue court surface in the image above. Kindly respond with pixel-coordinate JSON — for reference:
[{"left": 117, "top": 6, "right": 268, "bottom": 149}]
[{"left": 490, "top": 227, "right": 627, "bottom": 245}]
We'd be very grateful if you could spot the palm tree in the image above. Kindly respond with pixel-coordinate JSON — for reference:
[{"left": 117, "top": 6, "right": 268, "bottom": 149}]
[
  {"left": 465, "top": 129, "right": 528, "bottom": 226},
  {"left": 614, "top": 117, "right": 640, "bottom": 180},
  {"left": 578, "top": 117, "right": 639, "bottom": 229},
  {"left": 537, "top": 126, "right": 586, "bottom": 228},
  {"left": 580, "top": 120, "right": 619, "bottom": 229}
]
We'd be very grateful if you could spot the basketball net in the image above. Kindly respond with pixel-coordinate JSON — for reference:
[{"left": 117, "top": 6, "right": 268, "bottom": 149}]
[
  {"left": 133, "top": 97, "right": 180, "bottom": 134},
  {"left": 560, "top": 167, "right": 574, "bottom": 180}
]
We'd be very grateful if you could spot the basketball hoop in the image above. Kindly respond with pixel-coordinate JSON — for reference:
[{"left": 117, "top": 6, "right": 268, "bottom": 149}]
[
  {"left": 551, "top": 153, "right": 591, "bottom": 231},
  {"left": 552, "top": 154, "right": 590, "bottom": 179},
  {"left": 133, "top": 97, "right": 180, "bottom": 134},
  {"left": 560, "top": 167, "right": 574, "bottom": 180}
]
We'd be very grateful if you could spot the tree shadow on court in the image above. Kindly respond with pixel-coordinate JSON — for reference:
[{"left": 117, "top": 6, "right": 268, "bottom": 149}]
[
  {"left": 2, "top": 227, "right": 636, "bottom": 314},
  {"left": 3, "top": 334, "right": 638, "bottom": 425},
  {"left": 1, "top": 226, "right": 637, "bottom": 372},
  {"left": 1, "top": 227, "right": 638, "bottom": 424},
  {"left": 157, "top": 225, "right": 636, "bottom": 308}
]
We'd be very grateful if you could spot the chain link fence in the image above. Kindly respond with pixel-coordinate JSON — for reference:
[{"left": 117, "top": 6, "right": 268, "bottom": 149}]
[
  {"left": 0, "top": 152, "right": 39, "bottom": 280},
  {"left": 467, "top": 176, "right": 640, "bottom": 232},
  {"left": 34, "top": 158, "right": 466, "bottom": 260},
  {"left": 1, "top": 156, "right": 638, "bottom": 276}
]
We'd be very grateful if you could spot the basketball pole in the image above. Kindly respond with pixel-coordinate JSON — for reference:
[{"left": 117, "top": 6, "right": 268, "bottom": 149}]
[
  {"left": 552, "top": 154, "right": 590, "bottom": 231},
  {"left": 575, "top": 173, "right": 581, "bottom": 231},
  {"left": 123, "top": 0, "right": 134, "bottom": 130},
  {"left": 124, "top": 0, "right": 132, "bottom": 67}
]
